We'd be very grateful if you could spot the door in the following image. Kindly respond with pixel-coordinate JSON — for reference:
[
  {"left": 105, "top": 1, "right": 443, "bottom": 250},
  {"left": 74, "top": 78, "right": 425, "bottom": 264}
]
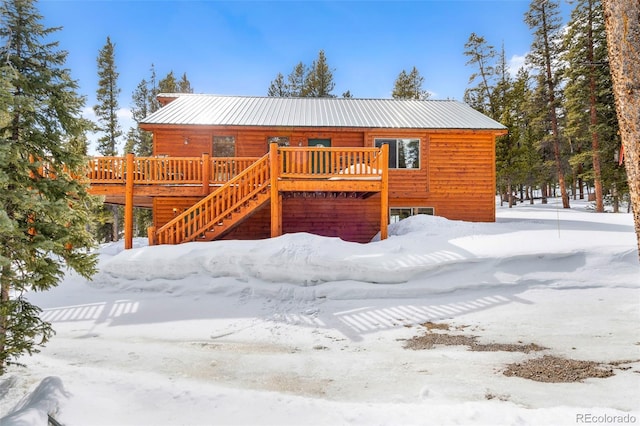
[{"left": 308, "top": 138, "right": 331, "bottom": 174}]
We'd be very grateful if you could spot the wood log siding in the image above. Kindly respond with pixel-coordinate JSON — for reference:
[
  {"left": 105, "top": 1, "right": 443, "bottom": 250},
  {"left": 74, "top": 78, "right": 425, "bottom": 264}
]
[
  {"left": 152, "top": 128, "right": 366, "bottom": 158},
  {"left": 426, "top": 133, "right": 495, "bottom": 221}
]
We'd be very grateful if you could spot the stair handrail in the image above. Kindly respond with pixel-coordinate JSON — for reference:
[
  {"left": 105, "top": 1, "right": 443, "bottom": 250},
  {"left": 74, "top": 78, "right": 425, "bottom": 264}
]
[{"left": 152, "top": 153, "right": 271, "bottom": 244}]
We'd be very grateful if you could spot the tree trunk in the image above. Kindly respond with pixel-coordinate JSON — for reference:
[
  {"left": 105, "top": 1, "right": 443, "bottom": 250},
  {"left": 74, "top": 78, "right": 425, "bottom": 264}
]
[
  {"left": 111, "top": 205, "right": 120, "bottom": 241},
  {"left": 603, "top": 0, "right": 640, "bottom": 259},
  {"left": 541, "top": 5, "right": 570, "bottom": 209},
  {"left": 0, "top": 267, "right": 10, "bottom": 374},
  {"left": 588, "top": 0, "right": 605, "bottom": 212},
  {"left": 529, "top": 186, "right": 534, "bottom": 204}
]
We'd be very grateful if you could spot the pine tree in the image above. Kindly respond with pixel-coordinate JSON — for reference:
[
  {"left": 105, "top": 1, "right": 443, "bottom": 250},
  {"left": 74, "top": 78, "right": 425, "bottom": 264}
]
[
  {"left": 0, "top": 0, "right": 97, "bottom": 374},
  {"left": 463, "top": 33, "right": 497, "bottom": 117},
  {"left": 603, "top": 0, "right": 640, "bottom": 257},
  {"left": 94, "top": 36, "right": 122, "bottom": 242},
  {"left": 126, "top": 69, "right": 192, "bottom": 157},
  {"left": 94, "top": 37, "right": 121, "bottom": 157},
  {"left": 268, "top": 51, "right": 337, "bottom": 98},
  {"left": 287, "top": 62, "right": 306, "bottom": 97},
  {"left": 563, "top": 0, "right": 613, "bottom": 211},
  {"left": 178, "top": 72, "right": 193, "bottom": 93},
  {"left": 512, "top": 68, "right": 547, "bottom": 203},
  {"left": 148, "top": 64, "right": 161, "bottom": 114},
  {"left": 158, "top": 70, "right": 177, "bottom": 93},
  {"left": 267, "top": 72, "right": 289, "bottom": 97},
  {"left": 304, "top": 50, "right": 335, "bottom": 97},
  {"left": 525, "top": 0, "right": 571, "bottom": 208},
  {"left": 464, "top": 34, "right": 535, "bottom": 207},
  {"left": 123, "top": 80, "right": 150, "bottom": 156},
  {"left": 392, "top": 66, "right": 428, "bottom": 100},
  {"left": 342, "top": 90, "right": 353, "bottom": 98}
]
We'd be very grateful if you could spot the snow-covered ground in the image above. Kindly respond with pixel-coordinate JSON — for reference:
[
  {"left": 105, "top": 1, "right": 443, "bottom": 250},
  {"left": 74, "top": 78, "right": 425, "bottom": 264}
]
[{"left": 1, "top": 198, "right": 638, "bottom": 426}]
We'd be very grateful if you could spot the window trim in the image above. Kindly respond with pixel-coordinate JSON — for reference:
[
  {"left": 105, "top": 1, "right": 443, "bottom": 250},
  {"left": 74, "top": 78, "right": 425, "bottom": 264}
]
[
  {"left": 374, "top": 137, "right": 421, "bottom": 170},
  {"left": 212, "top": 135, "right": 236, "bottom": 157},
  {"left": 389, "top": 207, "right": 435, "bottom": 224}
]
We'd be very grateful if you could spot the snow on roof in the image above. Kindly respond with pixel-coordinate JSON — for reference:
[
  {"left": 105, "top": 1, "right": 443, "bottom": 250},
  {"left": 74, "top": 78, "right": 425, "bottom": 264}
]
[{"left": 141, "top": 94, "right": 507, "bottom": 130}]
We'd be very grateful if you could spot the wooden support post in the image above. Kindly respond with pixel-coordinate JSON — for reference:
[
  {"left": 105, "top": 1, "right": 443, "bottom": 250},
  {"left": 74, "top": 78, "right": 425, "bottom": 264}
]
[
  {"left": 380, "top": 144, "right": 389, "bottom": 240},
  {"left": 269, "top": 142, "right": 282, "bottom": 237},
  {"left": 124, "top": 153, "right": 134, "bottom": 250},
  {"left": 201, "top": 153, "right": 210, "bottom": 196},
  {"left": 147, "top": 226, "right": 156, "bottom": 246}
]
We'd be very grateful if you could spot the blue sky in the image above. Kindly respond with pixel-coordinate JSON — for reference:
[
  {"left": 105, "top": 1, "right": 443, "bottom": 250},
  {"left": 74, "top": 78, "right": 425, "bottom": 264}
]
[{"left": 38, "top": 0, "right": 571, "bottom": 143}]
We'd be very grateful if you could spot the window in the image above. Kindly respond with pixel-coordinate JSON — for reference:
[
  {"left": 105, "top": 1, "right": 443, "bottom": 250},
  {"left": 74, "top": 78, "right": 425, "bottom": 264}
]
[
  {"left": 267, "top": 136, "right": 290, "bottom": 147},
  {"left": 213, "top": 136, "right": 235, "bottom": 157},
  {"left": 389, "top": 207, "right": 434, "bottom": 224},
  {"left": 375, "top": 138, "right": 420, "bottom": 169}
]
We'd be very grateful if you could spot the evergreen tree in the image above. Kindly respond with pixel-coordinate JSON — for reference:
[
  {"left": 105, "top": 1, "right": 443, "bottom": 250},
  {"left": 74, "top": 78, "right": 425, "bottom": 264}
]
[
  {"left": 267, "top": 72, "right": 289, "bottom": 97},
  {"left": 287, "top": 62, "right": 306, "bottom": 97},
  {"left": 525, "top": 0, "right": 571, "bottom": 208},
  {"left": 342, "top": 90, "right": 353, "bottom": 98},
  {"left": 158, "top": 70, "right": 177, "bottom": 93},
  {"left": 392, "top": 66, "right": 428, "bottom": 100},
  {"left": 126, "top": 68, "right": 192, "bottom": 157},
  {"left": 563, "top": 0, "right": 616, "bottom": 211},
  {"left": 93, "top": 36, "right": 121, "bottom": 157},
  {"left": 148, "top": 64, "right": 161, "bottom": 114},
  {"left": 178, "top": 72, "right": 193, "bottom": 94},
  {"left": 304, "top": 49, "right": 335, "bottom": 97},
  {"left": 269, "top": 52, "right": 337, "bottom": 98},
  {"left": 94, "top": 36, "right": 123, "bottom": 241},
  {"left": 463, "top": 33, "right": 536, "bottom": 206},
  {"left": 513, "top": 68, "right": 547, "bottom": 202},
  {"left": 496, "top": 65, "right": 534, "bottom": 207},
  {"left": 126, "top": 79, "right": 153, "bottom": 156},
  {"left": 0, "top": 0, "right": 97, "bottom": 373},
  {"left": 463, "top": 33, "right": 497, "bottom": 117}
]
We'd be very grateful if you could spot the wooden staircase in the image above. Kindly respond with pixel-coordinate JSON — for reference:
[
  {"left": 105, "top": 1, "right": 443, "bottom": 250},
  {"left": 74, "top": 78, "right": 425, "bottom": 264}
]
[{"left": 150, "top": 153, "right": 271, "bottom": 245}]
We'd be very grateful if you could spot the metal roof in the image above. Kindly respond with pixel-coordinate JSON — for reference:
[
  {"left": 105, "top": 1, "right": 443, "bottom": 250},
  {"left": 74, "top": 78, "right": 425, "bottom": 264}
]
[{"left": 141, "top": 94, "right": 507, "bottom": 130}]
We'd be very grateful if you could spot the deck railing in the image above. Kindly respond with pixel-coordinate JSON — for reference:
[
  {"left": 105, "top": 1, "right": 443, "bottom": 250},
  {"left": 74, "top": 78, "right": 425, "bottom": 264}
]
[
  {"left": 87, "top": 155, "right": 259, "bottom": 185},
  {"left": 210, "top": 158, "right": 259, "bottom": 183},
  {"left": 88, "top": 149, "right": 384, "bottom": 185},
  {"left": 87, "top": 157, "right": 126, "bottom": 183},
  {"left": 278, "top": 147, "right": 384, "bottom": 179}
]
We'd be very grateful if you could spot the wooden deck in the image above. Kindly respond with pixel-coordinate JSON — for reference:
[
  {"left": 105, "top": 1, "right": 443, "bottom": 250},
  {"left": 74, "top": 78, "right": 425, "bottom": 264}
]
[{"left": 87, "top": 144, "right": 389, "bottom": 248}]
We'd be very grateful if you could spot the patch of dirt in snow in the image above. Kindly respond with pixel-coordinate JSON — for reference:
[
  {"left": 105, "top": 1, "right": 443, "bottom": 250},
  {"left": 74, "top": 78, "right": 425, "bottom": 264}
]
[
  {"left": 404, "top": 321, "right": 639, "bottom": 383},
  {"left": 403, "top": 322, "right": 546, "bottom": 353},
  {"left": 503, "top": 355, "right": 615, "bottom": 383}
]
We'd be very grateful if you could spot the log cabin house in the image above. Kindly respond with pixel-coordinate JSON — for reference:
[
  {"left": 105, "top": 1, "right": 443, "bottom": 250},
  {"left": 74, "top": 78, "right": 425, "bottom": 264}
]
[{"left": 87, "top": 94, "right": 507, "bottom": 249}]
